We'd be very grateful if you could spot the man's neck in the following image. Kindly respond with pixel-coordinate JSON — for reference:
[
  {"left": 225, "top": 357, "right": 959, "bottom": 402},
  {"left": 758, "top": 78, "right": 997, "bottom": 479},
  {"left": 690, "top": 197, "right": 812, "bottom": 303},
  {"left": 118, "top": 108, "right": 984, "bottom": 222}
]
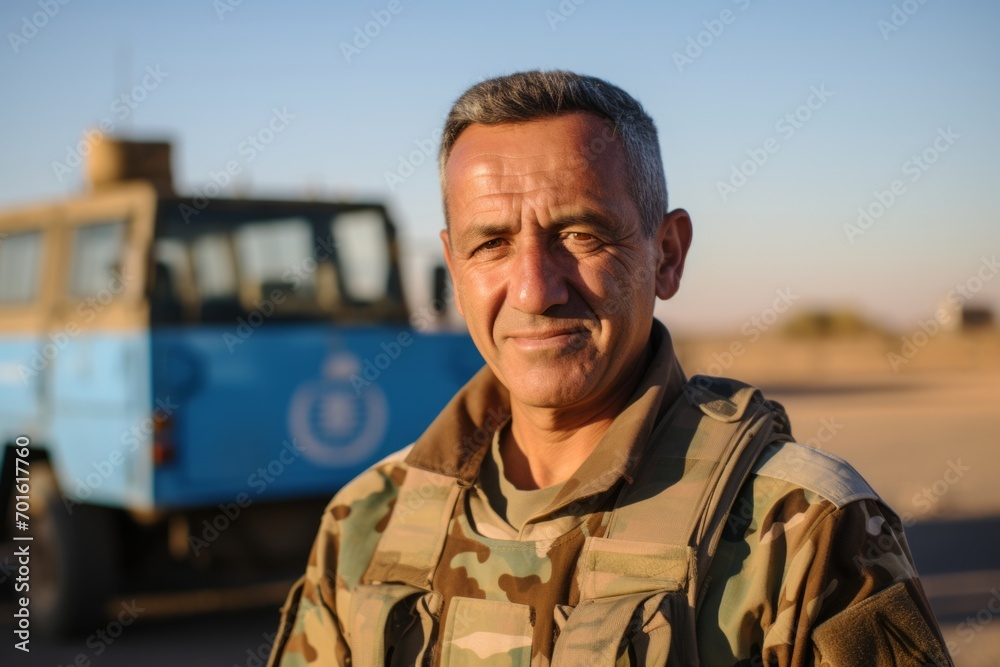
[{"left": 500, "top": 342, "right": 653, "bottom": 490}]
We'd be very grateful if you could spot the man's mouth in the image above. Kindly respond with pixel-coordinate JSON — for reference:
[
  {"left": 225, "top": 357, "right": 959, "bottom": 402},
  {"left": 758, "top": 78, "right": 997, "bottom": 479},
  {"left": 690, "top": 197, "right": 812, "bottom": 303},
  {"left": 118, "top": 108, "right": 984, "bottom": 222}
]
[{"left": 505, "top": 328, "right": 589, "bottom": 351}]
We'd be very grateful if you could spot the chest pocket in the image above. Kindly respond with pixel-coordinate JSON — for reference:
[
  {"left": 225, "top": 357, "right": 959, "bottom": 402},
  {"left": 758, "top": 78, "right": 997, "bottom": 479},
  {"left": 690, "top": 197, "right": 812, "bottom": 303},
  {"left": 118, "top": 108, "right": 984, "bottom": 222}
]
[
  {"left": 440, "top": 597, "right": 534, "bottom": 666},
  {"left": 349, "top": 584, "right": 442, "bottom": 667},
  {"left": 552, "top": 537, "right": 694, "bottom": 667}
]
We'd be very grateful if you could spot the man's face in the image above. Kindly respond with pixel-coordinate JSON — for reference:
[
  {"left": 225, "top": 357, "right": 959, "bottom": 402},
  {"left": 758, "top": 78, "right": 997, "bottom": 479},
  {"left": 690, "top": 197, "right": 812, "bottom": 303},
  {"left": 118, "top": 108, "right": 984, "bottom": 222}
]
[{"left": 441, "top": 112, "right": 690, "bottom": 410}]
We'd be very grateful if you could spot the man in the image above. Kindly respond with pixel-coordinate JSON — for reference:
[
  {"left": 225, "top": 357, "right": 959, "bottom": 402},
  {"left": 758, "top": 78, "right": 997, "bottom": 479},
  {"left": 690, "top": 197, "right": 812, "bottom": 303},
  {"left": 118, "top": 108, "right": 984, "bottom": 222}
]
[{"left": 268, "top": 70, "right": 952, "bottom": 666}]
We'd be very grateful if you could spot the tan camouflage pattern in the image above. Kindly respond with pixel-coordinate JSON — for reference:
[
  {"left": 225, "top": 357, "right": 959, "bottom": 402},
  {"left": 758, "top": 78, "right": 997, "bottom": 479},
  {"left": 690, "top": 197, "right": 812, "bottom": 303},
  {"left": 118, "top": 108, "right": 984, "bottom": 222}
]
[{"left": 268, "top": 322, "right": 952, "bottom": 666}]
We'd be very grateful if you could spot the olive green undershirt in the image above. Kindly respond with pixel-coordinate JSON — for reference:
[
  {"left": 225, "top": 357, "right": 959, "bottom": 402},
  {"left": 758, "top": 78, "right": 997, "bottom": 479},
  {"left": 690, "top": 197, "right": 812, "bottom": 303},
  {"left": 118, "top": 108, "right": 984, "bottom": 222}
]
[{"left": 477, "top": 420, "right": 567, "bottom": 531}]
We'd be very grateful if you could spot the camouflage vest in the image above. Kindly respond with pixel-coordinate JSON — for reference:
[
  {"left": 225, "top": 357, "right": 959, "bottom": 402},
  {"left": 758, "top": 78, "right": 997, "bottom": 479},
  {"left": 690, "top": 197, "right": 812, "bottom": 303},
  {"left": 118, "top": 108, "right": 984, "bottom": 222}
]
[{"left": 346, "top": 376, "right": 793, "bottom": 666}]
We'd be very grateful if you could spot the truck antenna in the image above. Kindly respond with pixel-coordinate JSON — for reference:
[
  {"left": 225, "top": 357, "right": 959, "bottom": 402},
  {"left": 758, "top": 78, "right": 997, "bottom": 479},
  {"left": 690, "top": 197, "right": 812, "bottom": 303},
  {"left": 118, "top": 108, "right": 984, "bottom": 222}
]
[{"left": 114, "top": 41, "right": 133, "bottom": 134}]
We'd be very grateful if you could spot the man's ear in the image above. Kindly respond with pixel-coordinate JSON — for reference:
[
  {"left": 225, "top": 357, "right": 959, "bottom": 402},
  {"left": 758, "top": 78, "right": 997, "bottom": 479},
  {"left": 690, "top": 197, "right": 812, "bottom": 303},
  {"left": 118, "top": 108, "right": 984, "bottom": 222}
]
[
  {"left": 654, "top": 208, "right": 693, "bottom": 301},
  {"left": 440, "top": 229, "right": 464, "bottom": 317}
]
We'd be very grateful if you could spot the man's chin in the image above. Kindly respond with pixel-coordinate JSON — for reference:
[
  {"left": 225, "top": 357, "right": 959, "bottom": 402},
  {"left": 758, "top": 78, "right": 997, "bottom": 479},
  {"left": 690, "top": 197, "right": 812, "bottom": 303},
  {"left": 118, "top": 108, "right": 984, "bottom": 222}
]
[{"left": 500, "top": 371, "right": 595, "bottom": 410}]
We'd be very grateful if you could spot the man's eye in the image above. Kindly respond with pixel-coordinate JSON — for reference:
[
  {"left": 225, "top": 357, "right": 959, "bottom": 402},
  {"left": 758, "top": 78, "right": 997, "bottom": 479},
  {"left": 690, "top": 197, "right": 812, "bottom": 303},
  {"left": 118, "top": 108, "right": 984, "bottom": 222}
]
[
  {"left": 563, "top": 231, "right": 602, "bottom": 248},
  {"left": 476, "top": 238, "right": 505, "bottom": 253}
]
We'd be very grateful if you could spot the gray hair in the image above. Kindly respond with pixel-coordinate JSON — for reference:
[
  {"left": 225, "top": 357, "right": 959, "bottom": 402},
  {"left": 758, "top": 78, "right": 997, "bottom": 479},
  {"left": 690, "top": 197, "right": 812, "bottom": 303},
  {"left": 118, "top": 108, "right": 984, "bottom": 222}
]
[{"left": 438, "top": 70, "right": 668, "bottom": 237}]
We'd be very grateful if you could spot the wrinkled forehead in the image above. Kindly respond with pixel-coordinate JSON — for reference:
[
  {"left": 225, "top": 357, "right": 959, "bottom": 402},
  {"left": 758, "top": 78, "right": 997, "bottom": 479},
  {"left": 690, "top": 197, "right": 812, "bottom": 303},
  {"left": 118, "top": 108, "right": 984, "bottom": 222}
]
[
  {"left": 443, "top": 114, "right": 629, "bottom": 219},
  {"left": 449, "top": 150, "right": 597, "bottom": 195}
]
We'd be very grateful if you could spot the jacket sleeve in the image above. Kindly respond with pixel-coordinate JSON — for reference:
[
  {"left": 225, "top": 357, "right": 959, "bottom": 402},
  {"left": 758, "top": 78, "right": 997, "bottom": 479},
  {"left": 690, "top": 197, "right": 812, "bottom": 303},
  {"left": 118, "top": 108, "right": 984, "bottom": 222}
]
[
  {"left": 267, "top": 508, "right": 350, "bottom": 667},
  {"left": 766, "top": 498, "right": 954, "bottom": 666}
]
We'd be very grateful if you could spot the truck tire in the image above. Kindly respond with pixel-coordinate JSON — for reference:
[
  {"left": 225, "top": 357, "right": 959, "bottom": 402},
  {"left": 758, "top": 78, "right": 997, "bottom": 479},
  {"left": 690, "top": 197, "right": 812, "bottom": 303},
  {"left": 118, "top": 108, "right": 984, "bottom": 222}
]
[{"left": 27, "top": 461, "right": 121, "bottom": 637}]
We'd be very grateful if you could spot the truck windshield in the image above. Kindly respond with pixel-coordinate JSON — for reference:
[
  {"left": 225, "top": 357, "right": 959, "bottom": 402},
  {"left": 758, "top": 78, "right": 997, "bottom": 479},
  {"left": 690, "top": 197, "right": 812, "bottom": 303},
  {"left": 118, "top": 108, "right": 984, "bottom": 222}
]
[{"left": 151, "top": 201, "right": 405, "bottom": 325}]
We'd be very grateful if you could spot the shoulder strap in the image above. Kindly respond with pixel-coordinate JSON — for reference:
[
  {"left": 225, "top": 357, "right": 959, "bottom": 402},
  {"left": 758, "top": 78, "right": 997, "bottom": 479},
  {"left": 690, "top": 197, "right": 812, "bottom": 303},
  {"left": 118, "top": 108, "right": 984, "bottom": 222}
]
[
  {"left": 554, "top": 377, "right": 793, "bottom": 666},
  {"left": 361, "top": 466, "right": 463, "bottom": 589},
  {"left": 604, "top": 375, "right": 792, "bottom": 601},
  {"left": 345, "top": 467, "right": 460, "bottom": 665}
]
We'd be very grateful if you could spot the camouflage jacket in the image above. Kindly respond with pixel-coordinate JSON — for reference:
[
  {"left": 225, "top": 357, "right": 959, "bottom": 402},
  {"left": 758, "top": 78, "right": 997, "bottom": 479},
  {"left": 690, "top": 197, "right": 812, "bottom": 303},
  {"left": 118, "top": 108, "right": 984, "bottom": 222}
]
[{"left": 268, "top": 322, "right": 952, "bottom": 666}]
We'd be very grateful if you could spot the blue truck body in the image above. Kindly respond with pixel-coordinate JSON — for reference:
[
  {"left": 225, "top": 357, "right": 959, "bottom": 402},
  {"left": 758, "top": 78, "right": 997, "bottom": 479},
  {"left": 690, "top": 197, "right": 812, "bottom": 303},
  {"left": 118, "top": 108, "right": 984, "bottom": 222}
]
[{"left": 0, "top": 326, "right": 480, "bottom": 510}]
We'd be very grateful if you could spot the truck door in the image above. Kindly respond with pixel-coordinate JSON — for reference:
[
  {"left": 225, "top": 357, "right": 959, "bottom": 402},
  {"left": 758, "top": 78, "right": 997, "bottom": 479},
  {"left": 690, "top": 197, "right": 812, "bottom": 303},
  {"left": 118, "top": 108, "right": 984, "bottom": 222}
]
[
  {"left": 47, "top": 184, "right": 157, "bottom": 508},
  {"left": 0, "top": 217, "right": 52, "bottom": 443}
]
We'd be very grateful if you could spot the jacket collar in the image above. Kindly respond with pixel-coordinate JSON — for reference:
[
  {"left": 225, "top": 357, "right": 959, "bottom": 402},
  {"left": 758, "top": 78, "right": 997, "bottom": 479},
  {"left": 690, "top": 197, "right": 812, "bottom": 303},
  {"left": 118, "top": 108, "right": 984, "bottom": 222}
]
[{"left": 405, "top": 319, "right": 687, "bottom": 503}]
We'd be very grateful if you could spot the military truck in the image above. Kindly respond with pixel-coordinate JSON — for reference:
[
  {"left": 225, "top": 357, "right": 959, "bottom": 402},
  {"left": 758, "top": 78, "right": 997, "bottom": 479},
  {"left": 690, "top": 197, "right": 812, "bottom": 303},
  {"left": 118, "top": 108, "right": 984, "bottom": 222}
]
[{"left": 0, "top": 137, "right": 482, "bottom": 636}]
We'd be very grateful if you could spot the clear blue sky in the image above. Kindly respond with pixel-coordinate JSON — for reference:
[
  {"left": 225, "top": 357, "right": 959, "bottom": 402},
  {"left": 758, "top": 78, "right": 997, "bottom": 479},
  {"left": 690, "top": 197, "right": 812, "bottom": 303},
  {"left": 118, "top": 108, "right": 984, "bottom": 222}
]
[{"left": 1, "top": 0, "right": 997, "bottom": 333}]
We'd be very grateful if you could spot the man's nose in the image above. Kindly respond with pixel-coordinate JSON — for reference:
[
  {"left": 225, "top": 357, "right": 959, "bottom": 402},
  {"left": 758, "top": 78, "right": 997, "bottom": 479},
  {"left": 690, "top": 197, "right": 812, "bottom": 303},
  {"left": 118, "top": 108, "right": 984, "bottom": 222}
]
[{"left": 507, "top": 237, "right": 569, "bottom": 314}]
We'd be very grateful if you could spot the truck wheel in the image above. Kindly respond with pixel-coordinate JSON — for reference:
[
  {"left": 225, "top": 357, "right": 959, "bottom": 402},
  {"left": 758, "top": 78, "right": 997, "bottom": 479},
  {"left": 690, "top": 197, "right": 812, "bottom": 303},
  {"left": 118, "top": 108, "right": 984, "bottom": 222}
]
[{"left": 27, "top": 461, "right": 121, "bottom": 637}]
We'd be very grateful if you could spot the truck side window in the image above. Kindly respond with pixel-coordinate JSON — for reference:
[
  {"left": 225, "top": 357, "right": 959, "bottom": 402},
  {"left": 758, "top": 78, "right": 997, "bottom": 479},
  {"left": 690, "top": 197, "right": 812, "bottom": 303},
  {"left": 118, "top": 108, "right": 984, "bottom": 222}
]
[
  {"left": 331, "top": 210, "right": 389, "bottom": 303},
  {"left": 151, "top": 238, "right": 193, "bottom": 324},
  {"left": 0, "top": 230, "right": 43, "bottom": 303},
  {"left": 68, "top": 220, "right": 126, "bottom": 299},
  {"left": 235, "top": 217, "right": 315, "bottom": 300},
  {"left": 192, "top": 233, "right": 238, "bottom": 299},
  {"left": 191, "top": 233, "right": 242, "bottom": 322}
]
